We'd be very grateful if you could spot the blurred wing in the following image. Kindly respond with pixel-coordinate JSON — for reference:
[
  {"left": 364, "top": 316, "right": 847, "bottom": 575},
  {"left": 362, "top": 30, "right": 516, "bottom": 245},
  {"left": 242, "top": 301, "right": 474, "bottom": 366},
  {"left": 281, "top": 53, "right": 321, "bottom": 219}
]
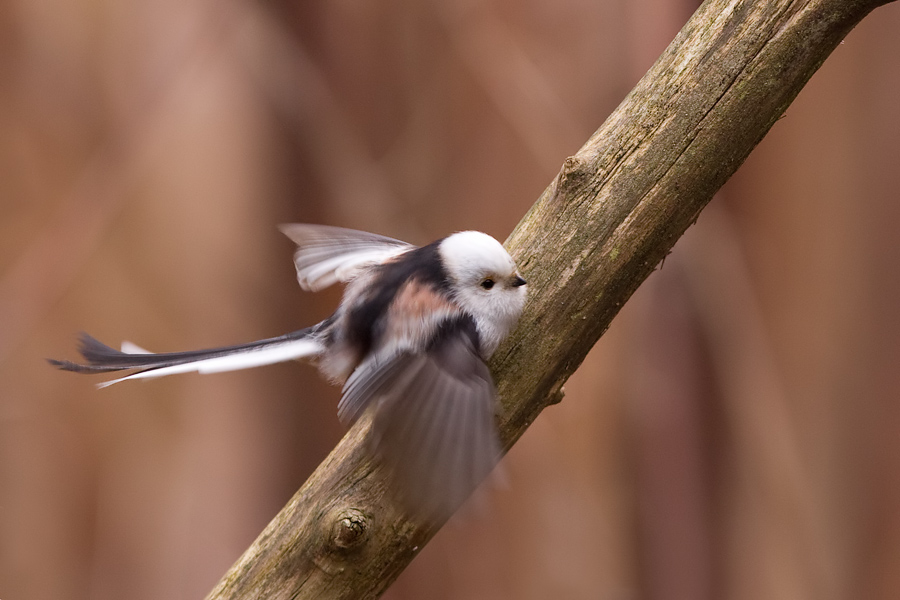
[
  {"left": 339, "top": 318, "right": 502, "bottom": 520},
  {"left": 279, "top": 224, "right": 414, "bottom": 292}
]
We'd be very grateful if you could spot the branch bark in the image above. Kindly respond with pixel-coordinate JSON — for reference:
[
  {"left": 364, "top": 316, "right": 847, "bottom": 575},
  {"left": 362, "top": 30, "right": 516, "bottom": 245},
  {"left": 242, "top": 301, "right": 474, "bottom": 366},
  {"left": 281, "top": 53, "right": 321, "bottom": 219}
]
[{"left": 206, "top": 0, "right": 895, "bottom": 598}]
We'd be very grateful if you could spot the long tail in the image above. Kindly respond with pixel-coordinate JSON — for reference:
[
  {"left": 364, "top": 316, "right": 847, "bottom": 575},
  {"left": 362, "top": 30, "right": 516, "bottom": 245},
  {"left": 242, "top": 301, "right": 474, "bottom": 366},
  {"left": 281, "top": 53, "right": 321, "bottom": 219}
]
[{"left": 49, "top": 325, "right": 325, "bottom": 388}]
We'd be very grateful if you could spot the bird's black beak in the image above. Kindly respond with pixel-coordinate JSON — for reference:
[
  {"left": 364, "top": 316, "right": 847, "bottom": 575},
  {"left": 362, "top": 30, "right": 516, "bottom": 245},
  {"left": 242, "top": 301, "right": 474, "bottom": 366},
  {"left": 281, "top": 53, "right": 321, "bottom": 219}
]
[{"left": 511, "top": 275, "right": 527, "bottom": 287}]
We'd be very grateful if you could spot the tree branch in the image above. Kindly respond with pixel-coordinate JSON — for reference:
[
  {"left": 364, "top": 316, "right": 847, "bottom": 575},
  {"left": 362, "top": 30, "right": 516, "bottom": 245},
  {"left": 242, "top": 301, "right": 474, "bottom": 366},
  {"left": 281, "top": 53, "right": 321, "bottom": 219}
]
[{"left": 206, "top": 0, "right": 895, "bottom": 598}]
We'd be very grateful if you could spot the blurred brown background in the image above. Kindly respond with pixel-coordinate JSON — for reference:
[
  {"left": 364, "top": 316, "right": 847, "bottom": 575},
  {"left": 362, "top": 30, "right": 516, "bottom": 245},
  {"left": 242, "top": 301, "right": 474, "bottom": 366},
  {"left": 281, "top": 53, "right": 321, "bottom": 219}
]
[{"left": 2, "top": 0, "right": 900, "bottom": 598}]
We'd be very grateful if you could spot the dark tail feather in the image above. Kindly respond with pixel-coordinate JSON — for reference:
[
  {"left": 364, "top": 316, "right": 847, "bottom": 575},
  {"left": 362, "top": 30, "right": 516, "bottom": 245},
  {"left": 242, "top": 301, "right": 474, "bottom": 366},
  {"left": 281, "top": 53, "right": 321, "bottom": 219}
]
[{"left": 48, "top": 325, "right": 326, "bottom": 385}]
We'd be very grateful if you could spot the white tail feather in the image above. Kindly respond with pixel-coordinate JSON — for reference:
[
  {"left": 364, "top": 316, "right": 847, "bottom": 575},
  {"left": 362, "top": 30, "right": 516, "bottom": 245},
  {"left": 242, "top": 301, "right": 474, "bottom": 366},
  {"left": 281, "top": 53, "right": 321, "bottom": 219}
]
[
  {"left": 97, "top": 338, "right": 323, "bottom": 389},
  {"left": 121, "top": 341, "right": 151, "bottom": 354}
]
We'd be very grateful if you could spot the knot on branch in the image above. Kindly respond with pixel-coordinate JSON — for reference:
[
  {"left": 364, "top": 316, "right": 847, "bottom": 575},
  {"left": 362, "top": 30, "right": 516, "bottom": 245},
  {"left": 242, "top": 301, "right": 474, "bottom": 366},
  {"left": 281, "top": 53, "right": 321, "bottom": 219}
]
[
  {"left": 556, "top": 155, "right": 591, "bottom": 196},
  {"left": 546, "top": 384, "right": 565, "bottom": 406},
  {"left": 309, "top": 507, "right": 372, "bottom": 575},
  {"left": 331, "top": 509, "right": 369, "bottom": 550}
]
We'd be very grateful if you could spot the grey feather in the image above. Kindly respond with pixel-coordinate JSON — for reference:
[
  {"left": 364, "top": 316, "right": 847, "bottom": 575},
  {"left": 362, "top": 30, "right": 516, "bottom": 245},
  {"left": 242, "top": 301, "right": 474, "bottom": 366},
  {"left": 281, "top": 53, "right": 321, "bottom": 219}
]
[
  {"left": 340, "top": 323, "right": 501, "bottom": 519},
  {"left": 279, "top": 224, "right": 413, "bottom": 292}
]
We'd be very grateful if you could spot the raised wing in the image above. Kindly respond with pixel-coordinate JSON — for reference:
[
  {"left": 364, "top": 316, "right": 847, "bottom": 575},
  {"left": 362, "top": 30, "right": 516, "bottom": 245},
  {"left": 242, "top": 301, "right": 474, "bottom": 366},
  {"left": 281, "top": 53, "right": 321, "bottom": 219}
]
[
  {"left": 279, "top": 224, "right": 414, "bottom": 292},
  {"left": 338, "top": 317, "right": 501, "bottom": 520}
]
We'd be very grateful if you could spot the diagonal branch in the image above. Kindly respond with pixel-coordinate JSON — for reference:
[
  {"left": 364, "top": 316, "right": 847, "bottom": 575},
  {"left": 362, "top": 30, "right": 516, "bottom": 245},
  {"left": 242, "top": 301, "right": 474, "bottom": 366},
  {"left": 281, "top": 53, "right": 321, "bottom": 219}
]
[{"left": 206, "top": 0, "right": 895, "bottom": 598}]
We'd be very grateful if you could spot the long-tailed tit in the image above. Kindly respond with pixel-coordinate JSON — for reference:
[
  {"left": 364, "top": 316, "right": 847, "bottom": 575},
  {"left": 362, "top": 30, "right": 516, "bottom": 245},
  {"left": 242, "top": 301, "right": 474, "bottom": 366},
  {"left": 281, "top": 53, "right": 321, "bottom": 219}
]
[{"left": 51, "top": 224, "right": 528, "bottom": 519}]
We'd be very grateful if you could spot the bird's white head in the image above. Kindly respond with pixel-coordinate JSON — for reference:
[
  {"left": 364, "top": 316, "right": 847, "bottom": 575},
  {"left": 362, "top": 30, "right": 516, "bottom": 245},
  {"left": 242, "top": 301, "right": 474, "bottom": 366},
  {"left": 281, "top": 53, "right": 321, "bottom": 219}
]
[{"left": 438, "top": 231, "right": 527, "bottom": 356}]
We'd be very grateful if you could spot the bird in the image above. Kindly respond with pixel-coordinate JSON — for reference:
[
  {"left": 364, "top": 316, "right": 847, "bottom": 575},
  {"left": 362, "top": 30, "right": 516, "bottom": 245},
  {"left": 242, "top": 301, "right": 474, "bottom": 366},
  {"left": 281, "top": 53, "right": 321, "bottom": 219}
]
[{"left": 50, "top": 224, "right": 528, "bottom": 519}]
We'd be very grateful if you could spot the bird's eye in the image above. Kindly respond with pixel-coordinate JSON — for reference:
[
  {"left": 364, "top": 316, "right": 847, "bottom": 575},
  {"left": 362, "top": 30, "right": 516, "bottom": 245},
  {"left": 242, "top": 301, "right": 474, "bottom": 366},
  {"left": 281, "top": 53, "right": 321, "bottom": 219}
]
[{"left": 480, "top": 278, "right": 495, "bottom": 290}]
